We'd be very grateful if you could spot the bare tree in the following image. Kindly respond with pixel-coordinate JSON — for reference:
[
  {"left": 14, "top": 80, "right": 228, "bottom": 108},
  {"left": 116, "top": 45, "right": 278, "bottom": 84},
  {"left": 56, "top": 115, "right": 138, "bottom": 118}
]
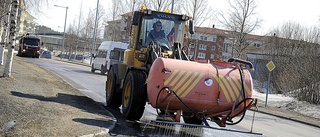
[
  {"left": 25, "top": 0, "right": 51, "bottom": 14},
  {"left": 116, "top": 0, "right": 183, "bottom": 14},
  {"left": 145, "top": 0, "right": 172, "bottom": 11},
  {"left": 258, "top": 22, "right": 320, "bottom": 104},
  {"left": 217, "top": 0, "right": 261, "bottom": 59},
  {"left": 182, "top": 0, "right": 212, "bottom": 27}
]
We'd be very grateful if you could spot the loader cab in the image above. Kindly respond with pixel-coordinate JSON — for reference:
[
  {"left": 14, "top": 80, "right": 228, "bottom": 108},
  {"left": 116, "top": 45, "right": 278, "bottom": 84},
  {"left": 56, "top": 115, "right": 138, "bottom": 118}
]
[
  {"left": 123, "top": 8, "right": 193, "bottom": 69},
  {"left": 132, "top": 9, "right": 192, "bottom": 51}
]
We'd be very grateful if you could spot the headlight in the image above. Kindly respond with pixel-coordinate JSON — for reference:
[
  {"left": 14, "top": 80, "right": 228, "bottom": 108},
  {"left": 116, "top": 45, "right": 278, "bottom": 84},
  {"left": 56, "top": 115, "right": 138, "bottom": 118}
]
[{"left": 135, "top": 52, "right": 147, "bottom": 61}]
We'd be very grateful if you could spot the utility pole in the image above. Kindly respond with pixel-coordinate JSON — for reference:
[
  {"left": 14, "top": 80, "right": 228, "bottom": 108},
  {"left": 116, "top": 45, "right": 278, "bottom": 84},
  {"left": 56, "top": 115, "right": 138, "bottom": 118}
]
[
  {"left": 171, "top": 0, "right": 174, "bottom": 13},
  {"left": 54, "top": 5, "right": 68, "bottom": 60},
  {"left": 74, "top": 2, "right": 82, "bottom": 60},
  {"left": 3, "top": 0, "right": 19, "bottom": 77},
  {"left": 90, "top": 0, "right": 99, "bottom": 65},
  {"left": 0, "top": 0, "right": 11, "bottom": 66}
]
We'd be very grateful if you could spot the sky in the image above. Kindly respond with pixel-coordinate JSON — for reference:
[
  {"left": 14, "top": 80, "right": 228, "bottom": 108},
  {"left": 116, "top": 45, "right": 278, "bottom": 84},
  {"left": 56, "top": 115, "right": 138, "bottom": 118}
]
[{"left": 33, "top": 0, "right": 320, "bottom": 35}]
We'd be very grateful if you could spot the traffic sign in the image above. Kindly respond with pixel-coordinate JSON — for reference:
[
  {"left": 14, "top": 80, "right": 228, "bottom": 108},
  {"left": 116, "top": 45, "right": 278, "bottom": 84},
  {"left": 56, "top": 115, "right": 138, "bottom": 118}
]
[{"left": 266, "top": 61, "right": 275, "bottom": 72}]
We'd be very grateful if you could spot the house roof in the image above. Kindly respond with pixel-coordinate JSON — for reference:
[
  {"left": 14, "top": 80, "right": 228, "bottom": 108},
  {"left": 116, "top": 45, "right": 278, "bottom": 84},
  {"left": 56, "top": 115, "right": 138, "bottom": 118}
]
[
  {"left": 107, "top": 19, "right": 121, "bottom": 24},
  {"left": 194, "top": 27, "right": 271, "bottom": 42},
  {"left": 121, "top": 12, "right": 133, "bottom": 17},
  {"left": 194, "top": 27, "right": 233, "bottom": 37}
]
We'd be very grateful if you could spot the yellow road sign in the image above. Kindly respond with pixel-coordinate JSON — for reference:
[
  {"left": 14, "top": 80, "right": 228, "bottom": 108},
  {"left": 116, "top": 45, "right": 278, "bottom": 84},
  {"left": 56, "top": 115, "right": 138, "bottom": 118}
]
[{"left": 266, "top": 61, "right": 275, "bottom": 72}]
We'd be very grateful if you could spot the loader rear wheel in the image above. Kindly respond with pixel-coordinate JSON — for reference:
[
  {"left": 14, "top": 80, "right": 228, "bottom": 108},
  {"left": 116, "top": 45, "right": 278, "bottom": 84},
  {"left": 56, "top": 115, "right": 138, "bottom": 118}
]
[
  {"left": 183, "top": 112, "right": 202, "bottom": 125},
  {"left": 106, "top": 67, "right": 121, "bottom": 108},
  {"left": 122, "top": 70, "right": 147, "bottom": 120}
]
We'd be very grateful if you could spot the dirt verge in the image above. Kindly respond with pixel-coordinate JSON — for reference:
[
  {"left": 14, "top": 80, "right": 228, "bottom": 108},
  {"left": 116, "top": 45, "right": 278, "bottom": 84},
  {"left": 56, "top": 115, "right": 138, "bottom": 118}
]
[{"left": 0, "top": 55, "right": 114, "bottom": 136}]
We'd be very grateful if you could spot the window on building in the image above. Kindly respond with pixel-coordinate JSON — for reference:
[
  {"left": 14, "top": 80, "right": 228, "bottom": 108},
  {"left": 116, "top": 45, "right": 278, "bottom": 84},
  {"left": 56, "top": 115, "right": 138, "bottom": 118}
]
[
  {"left": 247, "top": 57, "right": 255, "bottom": 62},
  {"left": 190, "top": 43, "right": 195, "bottom": 48},
  {"left": 223, "top": 43, "right": 232, "bottom": 52},
  {"left": 254, "top": 43, "right": 261, "bottom": 48},
  {"left": 210, "top": 54, "right": 215, "bottom": 59},
  {"left": 192, "top": 35, "right": 196, "bottom": 39},
  {"left": 198, "top": 52, "right": 206, "bottom": 59},
  {"left": 199, "top": 44, "right": 206, "bottom": 50},
  {"left": 200, "top": 36, "right": 208, "bottom": 41},
  {"left": 212, "top": 36, "right": 217, "bottom": 42},
  {"left": 211, "top": 46, "right": 216, "bottom": 51}
]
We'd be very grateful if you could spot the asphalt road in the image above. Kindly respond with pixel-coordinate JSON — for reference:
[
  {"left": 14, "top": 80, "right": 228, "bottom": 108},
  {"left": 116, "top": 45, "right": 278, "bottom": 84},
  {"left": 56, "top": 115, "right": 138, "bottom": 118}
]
[{"left": 27, "top": 58, "right": 320, "bottom": 137}]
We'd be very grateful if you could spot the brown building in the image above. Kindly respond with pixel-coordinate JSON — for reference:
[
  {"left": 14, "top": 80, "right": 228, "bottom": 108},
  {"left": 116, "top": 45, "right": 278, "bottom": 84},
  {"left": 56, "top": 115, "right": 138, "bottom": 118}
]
[{"left": 188, "top": 27, "right": 227, "bottom": 61}]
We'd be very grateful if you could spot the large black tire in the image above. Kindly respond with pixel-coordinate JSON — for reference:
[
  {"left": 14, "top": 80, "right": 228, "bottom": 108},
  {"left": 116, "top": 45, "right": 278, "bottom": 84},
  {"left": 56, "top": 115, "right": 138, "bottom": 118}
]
[
  {"left": 105, "top": 66, "right": 122, "bottom": 108},
  {"left": 100, "top": 65, "right": 106, "bottom": 75},
  {"left": 91, "top": 64, "right": 95, "bottom": 73},
  {"left": 183, "top": 112, "right": 202, "bottom": 125},
  {"left": 122, "top": 70, "right": 147, "bottom": 120}
]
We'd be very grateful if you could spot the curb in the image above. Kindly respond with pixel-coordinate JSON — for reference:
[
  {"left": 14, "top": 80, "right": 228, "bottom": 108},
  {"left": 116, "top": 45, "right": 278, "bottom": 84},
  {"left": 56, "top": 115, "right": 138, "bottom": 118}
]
[
  {"left": 249, "top": 108, "right": 320, "bottom": 129},
  {"left": 52, "top": 57, "right": 91, "bottom": 67}
]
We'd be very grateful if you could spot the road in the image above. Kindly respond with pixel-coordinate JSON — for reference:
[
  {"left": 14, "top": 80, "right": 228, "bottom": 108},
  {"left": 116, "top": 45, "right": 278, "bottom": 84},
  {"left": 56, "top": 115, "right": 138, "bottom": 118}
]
[{"left": 27, "top": 58, "right": 320, "bottom": 137}]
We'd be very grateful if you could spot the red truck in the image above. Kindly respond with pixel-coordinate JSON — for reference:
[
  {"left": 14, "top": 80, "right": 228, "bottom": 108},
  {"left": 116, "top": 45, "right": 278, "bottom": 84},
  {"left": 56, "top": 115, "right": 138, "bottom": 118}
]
[{"left": 17, "top": 33, "right": 42, "bottom": 58}]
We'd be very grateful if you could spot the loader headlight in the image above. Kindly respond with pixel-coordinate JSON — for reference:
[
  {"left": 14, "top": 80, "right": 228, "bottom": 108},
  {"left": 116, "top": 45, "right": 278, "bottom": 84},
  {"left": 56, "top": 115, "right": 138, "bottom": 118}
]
[
  {"left": 135, "top": 52, "right": 147, "bottom": 61},
  {"left": 181, "top": 15, "right": 190, "bottom": 21}
]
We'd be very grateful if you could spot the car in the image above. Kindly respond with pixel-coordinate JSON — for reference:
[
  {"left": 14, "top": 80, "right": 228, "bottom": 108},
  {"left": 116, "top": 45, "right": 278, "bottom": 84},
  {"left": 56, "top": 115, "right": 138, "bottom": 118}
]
[
  {"left": 56, "top": 53, "right": 69, "bottom": 59},
  {"left": 40, "top": 51, "right": 52, "bottom": 59}
]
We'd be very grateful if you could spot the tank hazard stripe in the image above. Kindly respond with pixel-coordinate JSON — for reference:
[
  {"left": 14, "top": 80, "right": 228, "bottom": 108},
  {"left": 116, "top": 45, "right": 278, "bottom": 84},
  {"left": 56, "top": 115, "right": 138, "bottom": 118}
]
[
  {"left": 175, "top": 72, "right": 199, "bottom": 96},
  {"left": 227, "top": 77, "right": 243, "bottom": 100},
  {"left": 170, "top": 70, "right": 186, "bottom": 86},
  {"left": 173, "top": 71, "right": 193, "bottom": 94},
  {"left": 164, "top": 70, "right": 204, "bottom": 98},
  {"left": 213, "top": 74, "right": 252, "bottom": 103},
  {"left": 164, "top": 70, "right": 179, "bottom": 85},
  {"left": 231, "top": 77, "right": 251, "bottom": 96},
  {"left": 180, "top": 73, "right": 204, "bottom": 98},
  {"left": 220, "top": 77, "right": 237, "bottom": 101},
  {"left": 213, "top": 76, "right": 232, "bottom": 103}
]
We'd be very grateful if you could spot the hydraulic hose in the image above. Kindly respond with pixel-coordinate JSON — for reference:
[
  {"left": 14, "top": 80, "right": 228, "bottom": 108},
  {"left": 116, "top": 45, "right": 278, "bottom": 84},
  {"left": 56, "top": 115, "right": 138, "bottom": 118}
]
[
  {"left": 214, "top": 65, "right": 255, "bottom": 125},
  {"left": 155, "top": 87, "right": 210, "bottom": 126}
]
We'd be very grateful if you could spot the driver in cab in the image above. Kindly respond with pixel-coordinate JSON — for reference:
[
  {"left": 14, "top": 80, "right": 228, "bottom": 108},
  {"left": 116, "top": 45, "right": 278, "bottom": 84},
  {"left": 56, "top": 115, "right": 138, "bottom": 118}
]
[{"left": 146, "top": 21, "right": 165, "bottom": 45}]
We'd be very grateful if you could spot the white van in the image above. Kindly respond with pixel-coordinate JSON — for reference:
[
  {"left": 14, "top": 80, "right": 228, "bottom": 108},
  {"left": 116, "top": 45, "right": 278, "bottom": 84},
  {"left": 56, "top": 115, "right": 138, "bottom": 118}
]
[{"left": 91, "top": 41, "right": 128, "bottom": 74}]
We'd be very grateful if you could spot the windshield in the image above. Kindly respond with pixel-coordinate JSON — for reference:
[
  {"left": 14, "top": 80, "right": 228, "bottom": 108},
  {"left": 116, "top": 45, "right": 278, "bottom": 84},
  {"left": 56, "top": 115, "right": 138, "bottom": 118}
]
[
  {"left": 139, "top": 14, "right": 185, "bottom": 50},
  {"left": 23, "top": 38, "right": 40, "bottom": 46}
]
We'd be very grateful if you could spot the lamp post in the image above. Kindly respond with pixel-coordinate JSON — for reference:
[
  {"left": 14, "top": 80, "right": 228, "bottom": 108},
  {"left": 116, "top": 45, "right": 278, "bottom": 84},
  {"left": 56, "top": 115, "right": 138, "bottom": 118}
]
[{"left": 54, "top": 5, "right": 68, "bottom": 60}]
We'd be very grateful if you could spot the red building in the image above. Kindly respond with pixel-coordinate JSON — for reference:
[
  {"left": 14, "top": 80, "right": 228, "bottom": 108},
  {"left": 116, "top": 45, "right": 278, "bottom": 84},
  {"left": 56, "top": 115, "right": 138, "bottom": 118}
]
[{"left": 187, "top": 27, "right": 227, "bottom": 61}]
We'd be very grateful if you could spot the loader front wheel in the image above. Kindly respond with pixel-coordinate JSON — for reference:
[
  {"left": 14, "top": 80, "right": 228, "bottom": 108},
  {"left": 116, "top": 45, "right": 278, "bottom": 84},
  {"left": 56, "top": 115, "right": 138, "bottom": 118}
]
[
  {"left": 122, "top": 70, "right": 147, "bottom": 120},
  {"left": 105, "top": 67, "right": 121, "bottom": 108}
]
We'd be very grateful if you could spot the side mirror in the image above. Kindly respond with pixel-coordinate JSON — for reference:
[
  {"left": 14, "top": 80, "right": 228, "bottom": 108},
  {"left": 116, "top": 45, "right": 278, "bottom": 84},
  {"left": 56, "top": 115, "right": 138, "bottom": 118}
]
[
  {"left": 189, "top": 20, "right": 194, "bottom": 34},
  {"left": 92, "top": 54, "right": 96, "bottom": 59},
  {"left": 41, "top": 42, "right": 44, "bottom": 45}
]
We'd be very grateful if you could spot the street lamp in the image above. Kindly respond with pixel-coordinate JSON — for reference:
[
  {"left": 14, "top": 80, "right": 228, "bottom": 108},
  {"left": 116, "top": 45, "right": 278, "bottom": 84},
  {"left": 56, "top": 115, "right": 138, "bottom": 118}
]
[{"left": 54, "top": 5, "right": 68, "bottom": 60}]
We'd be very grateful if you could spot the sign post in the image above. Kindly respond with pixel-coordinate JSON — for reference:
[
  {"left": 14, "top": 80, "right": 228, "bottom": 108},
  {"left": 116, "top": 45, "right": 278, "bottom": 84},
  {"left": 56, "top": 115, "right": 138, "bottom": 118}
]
[{"left": 265, "top": 61, "right": 275, "bottom": 107}]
